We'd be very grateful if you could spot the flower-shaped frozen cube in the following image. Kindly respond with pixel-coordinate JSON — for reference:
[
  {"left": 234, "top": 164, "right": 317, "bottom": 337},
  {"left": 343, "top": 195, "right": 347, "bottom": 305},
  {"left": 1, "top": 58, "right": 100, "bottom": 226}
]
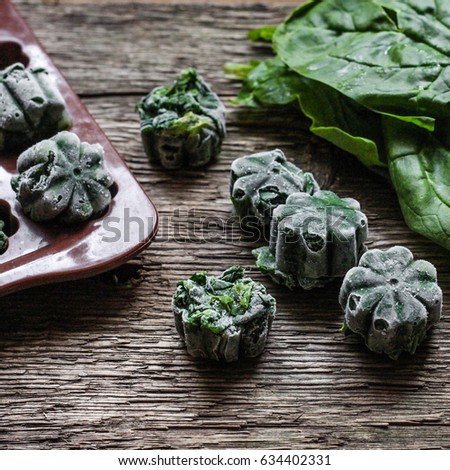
[
  {"left": 339, "top": 246, "right": 442, "bottom": 359},
  {"left": 230, "top": 149, "right": 319, "bottom": 228},
  {"left": 253, "top": 190, "right": 368, "bottom": 289},
  {"left": 172, "top": 266, "right": 276, "bottom": 362},
  {"left": 11, "top": 131, "right": 114, "bottom": 225},
  {"left": 0, "top": 63, "right": 71, "bottom": 151},
  {"left": 136, "top": 68, "right": 226, "bottom": 169}
]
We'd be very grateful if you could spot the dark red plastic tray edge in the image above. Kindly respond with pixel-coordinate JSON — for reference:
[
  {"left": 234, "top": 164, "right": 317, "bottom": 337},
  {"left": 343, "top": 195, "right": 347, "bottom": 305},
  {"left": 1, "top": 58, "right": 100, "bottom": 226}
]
[{"left": 0, "top": 0, "right": 158, "bottom": 297}]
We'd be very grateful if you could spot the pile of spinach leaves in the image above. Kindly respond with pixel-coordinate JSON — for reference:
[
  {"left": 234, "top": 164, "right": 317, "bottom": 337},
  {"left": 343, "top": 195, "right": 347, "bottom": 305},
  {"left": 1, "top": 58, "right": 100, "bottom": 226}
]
[{"left": 225, "top": 0, "right": 450, "bottom": 251}]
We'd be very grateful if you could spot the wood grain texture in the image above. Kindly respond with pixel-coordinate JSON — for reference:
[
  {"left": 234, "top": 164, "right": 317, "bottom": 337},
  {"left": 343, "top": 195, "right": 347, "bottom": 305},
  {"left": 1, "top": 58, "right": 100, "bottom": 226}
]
[{"left": 0, "top": 1, "right": 449, "bottom": 450}]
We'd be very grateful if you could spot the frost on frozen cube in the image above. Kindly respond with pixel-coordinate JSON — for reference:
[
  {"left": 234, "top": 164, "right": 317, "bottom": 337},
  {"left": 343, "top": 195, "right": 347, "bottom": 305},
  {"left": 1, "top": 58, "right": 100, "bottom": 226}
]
[
  {"left": 11, "top": 131, "right": 114, "bottom": 225},
  {"left": 230, "top": 148, "right": 319, "bottom": 228},
  {"left": 172, "top": 266, "right": 276, "bottom": 362},
  {"left": 0, "top": 63, "right": 71, "bottom": 151},
  {"left": 253, "top": 190, "right": 368, "bottom": 289},
  {"left": 136, "top": 68, "right": 226, "bottom": 169},
  {"left": 0, "top": 219, "right": 8, "bottom": 255},
  {"left": 339, "top": 246, "right": 442, "bottom": 360}
]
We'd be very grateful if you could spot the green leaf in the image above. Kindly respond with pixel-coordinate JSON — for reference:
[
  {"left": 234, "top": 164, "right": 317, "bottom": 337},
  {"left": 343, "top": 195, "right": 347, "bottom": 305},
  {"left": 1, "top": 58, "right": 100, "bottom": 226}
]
[
  {"left": 226, "top": 0, "right": 450, "bottom": 250},
  {"left": 273, "top": 0, "right": 450, "bottom": 121},
  {"left": 248, "top": 25, "right": 277, "bottom": 42},
  {"left": 186, "top": 309, "right": 223, "bottom": 333},
  {"left": 225, "top": 58, "right": 305, "bottom": 107},
  {"left": 227, "top": 58, "right": 387, "bottom": 169},
  {"left": 377, "top": 113, "right": 435, "bottom": 132},
  {"left": 220, "top": 265, "right": 245, "bottom": 283},
  {"left": 211, "top": 294, "right": 235, "bottom": 312},
  {"left": 296, "top": 72, "right": 387, "bottom": 169},
  {"left": 224, "top": 60, "right": 261, "bottom": 80},
  {"left": 190, "top": 271, "right": 207, "bottom": 285},
  {"left": 384, "top": 117, "right": 450, "bottom": 250},
  {"left": 232, "top": 282, "right": 253, "bottom": 310}
]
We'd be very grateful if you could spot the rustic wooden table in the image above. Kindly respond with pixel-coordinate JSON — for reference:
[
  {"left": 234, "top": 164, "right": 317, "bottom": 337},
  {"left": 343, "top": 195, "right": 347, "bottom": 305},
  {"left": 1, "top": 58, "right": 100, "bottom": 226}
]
[{"left": 1, "top": 0, "right": 449, "bottom": 450}]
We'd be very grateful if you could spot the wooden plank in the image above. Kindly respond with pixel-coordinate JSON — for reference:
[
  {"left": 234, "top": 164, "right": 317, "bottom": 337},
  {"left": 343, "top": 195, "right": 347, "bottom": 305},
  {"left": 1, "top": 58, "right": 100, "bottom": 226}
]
[{"left": 0, "top": 1, "right": 449, "bottom": 449}]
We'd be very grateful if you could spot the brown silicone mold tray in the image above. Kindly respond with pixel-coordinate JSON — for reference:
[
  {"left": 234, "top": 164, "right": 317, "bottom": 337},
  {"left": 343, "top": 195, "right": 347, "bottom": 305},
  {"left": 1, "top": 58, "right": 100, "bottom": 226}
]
[{"left": 0, "top": 0, "right": 158, "bottom": 296}]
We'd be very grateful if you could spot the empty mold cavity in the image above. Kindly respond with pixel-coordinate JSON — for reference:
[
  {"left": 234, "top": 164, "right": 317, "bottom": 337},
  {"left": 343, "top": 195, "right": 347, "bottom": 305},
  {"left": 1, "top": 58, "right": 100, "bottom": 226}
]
[
  {"left": 0, "top": 41, "right": 30, "bottom": 69},
  {"left": 0, "top": 199, "right": 19, "bottom": 237}
]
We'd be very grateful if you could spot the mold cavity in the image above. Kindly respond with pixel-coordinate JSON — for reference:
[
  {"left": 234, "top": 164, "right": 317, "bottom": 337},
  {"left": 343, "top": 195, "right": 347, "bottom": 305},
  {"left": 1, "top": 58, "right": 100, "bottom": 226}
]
[
  {"left": 283, "top": 228, "right": 297, "bottom": 244},
  {"left": 0, "top": 41, "right": 30, "bottom": 69},
  {"left": 389, "top": 278, "right": 399, "bottom": 285},
  {"left": 0, "top": 199, "right": 20, "bottom": 237},
  {"left": 274, "top": 153, "right": 285, "bottom": 163},
  {"left": 73, "top": 167, "right": 82, "bottom": 177},
  {"left": 374, "top": 319, "right": 389, "bottom": 331}
]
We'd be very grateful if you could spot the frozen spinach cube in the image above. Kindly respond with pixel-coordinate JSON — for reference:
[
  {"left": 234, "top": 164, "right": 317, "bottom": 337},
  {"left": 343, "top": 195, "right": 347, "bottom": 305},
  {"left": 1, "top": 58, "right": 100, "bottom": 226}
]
[
  {"left": 0, "top": 63, "right": 71, "bottom": 151},
  {"left": 11, "top": 131, "right": 114, "bottom": 225},
  {"left": 0, "top": 220, "right": 7, "bottom": 255},
  {"left": 253, "top": 190, "right": 368, "bottom": 289},
  {"left": 230, "top": 148, "right": 319, "bottom": 228},
  {"left": 339, "top": 246, "right": 442, "bottom": 360},
  {"left": 172, "top": 266, "right": 276, "bottom": 362},
  {"left": 136, "top": 68, "right": 226, "bottom": 169}
]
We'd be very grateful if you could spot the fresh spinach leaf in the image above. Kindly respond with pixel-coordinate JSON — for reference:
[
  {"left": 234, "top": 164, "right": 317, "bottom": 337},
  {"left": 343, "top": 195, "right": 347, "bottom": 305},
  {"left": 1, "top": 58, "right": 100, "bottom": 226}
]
[
  {"left": 225, "top": 58, "right": 304, "bottom": 106},
  {"left": 226, "top": 58, "right": 387, "bottom": 169},
  {"left": 248, "top": 25, "right": 277, "bottom": 42},
  {"left": 227, "top": 0, "right": 450, "bottom": 250},
  {"left": 384, "top": 116, "right": 450, "bottom": 250},
  {"left": 274, "top": 0, "right": 450, "bottom": 123}
]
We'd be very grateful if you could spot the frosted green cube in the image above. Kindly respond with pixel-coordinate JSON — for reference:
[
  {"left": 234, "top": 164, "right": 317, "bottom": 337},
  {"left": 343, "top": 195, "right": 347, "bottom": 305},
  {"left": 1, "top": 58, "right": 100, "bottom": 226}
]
[
  {"left": 253, "top": 190, "right": 368, "bottom": 289},
  {"left": 11, "top": 131, "right": 114, "bottom": 225},
  {"left": 339, "top": 246, "right": 442, "bottom": 359},
  {"left": 0, "top": 63, "right": 71, "bottom": 151},
  {"left": 137, "top": 68, "right": 226, "bottom": 169},
  {"left": 230, "top": 149, "right": 319, "bottom": 228},
  {"left": 172, "top": 266, "right": 276, "bottom": 362}
]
